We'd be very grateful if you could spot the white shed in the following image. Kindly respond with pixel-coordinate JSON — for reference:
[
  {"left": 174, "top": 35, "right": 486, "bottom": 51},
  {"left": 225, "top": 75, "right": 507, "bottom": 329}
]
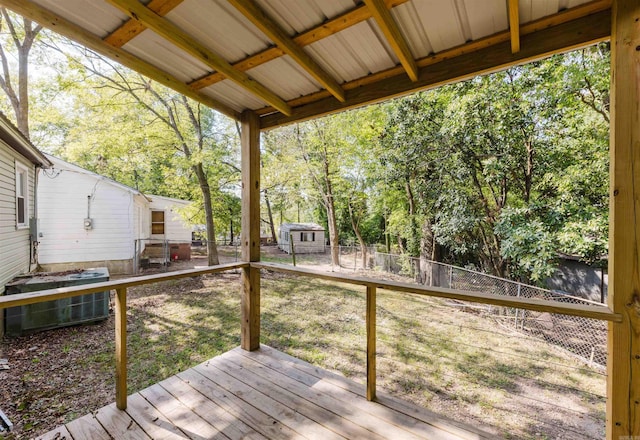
[
  {"left": 279, "top": 223, "right": 325, "bottom": 254},
  {"left": 38, "top": 155, "right": 151, "bottom": 274},
  {"left": 0, "top": 114, "right": 51, "bottom": 293}
]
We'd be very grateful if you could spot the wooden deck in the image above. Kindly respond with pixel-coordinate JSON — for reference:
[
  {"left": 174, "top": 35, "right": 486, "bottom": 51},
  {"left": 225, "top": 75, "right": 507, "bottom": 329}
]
[{"left": 37, "top": 345, "right": 494, "bottom": 440}]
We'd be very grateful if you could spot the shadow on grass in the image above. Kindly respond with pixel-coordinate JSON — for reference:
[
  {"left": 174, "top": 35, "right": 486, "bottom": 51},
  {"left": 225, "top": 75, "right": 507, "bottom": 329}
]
[{"left": 121, "top": 274, "right": 242, "bottom": 391}]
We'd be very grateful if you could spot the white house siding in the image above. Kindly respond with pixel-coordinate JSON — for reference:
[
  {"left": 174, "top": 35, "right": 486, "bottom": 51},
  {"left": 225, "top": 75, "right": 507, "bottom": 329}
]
[
  {"left": 134, "top": 194, "right": 151, "bottom": 254},
  {"left": 38, "top": 161, "right": 136, "bottom": 272},
  {"left": 148, "top": 195, "right": 192, "bottom": 242},
  {"left": 0, "top": 142, "right": 35, "bottom": 290}
]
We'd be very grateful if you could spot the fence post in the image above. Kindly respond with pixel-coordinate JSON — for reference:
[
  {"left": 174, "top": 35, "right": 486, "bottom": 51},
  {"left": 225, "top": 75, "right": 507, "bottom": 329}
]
[
  {"left": 366, "top": 284, "right": 377, "bottom": 401},
  {"left": 115, "top": 287, "right": 127, "bottom": 410},
  {"left": 449, "top": 266, "right": 453, "bottom": 289},
  {"left": 133, "top": 239, "right": 138, "bottom": 274},
  {"left": 290, "top": 236, "right": 296, "bottom": 266},
  {"left": 514, "top": 284, "right": 521, "bottom": 328},
  {"left": 354, "top": 246, "right": 357, "bottom": 271}
]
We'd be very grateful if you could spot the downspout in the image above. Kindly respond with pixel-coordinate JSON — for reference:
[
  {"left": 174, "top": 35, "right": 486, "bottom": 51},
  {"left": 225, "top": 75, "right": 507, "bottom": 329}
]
[{"left": 29, "top": 166, "right": 41, "bottom": 272}]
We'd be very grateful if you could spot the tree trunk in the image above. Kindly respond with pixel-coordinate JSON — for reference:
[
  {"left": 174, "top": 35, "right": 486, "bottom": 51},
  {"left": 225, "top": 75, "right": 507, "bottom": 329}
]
[
  {"left": 17, "top": 46, "right": 29, "bottom": 138},
  {"left": 384, "top": 210, "right": 391, "bottom": 253},
  {"left": 194, "top": 163, "right": 219, "bottom": 265},
  {"left": 524, "top": 139, "right": 534, "bottom": 203},
  {"left": 0, "top": 13, "right": 41, "bottom": 139},
  {"left": 404, "top": 178, "right": 420, "bottom": 256},
  {"left": 264, "top": 189, "right": 278, "bottom": 243},
  {"left": 326, "top": 194, "right": 340, "bottom": 266},
  {"left": 419, "top": 218, "right": 437, "bottom": 285},
  {"left": 320, "top": 147, "right": 340, "bottom": 266},
  {"left": 348, "top": 201, "right": 367, "bottom": 269}
]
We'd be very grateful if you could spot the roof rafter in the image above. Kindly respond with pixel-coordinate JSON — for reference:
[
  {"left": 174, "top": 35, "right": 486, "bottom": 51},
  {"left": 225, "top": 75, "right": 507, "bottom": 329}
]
[
  {"left": 227, "top": 0, "right": 345, "bottom": 102},
  {"left": 0, "top": 0, "right": 240, "bottom": 120},
  {"left": 509, "top": 0, "right": 520, "bottom": 53},
  {"left": 188, "top": 0, "right": 409, "bottom": 91},
  {"left": 260, "top": 9, "right": 610, "bottom": 129},
  {"left": 105, "top": 0, "right": 292, "bottom": 116},
  {"left": 255, "top": 0, "right": 612, "bottom": 116},
  {"left": 104, "top": 0, "right": 184, "bottom": 48},
  {"left": 363, "top": 0, "right": 418, "bottom": 82}
]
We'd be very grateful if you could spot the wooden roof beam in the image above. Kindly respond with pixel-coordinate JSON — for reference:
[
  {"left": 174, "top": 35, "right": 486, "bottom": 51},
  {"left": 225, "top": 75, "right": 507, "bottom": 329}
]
[
  {"left": 509, "top": 0, "right": 520, "bottom": 53},
  {"left": 227, "top": 0, "right": 345, "bottom": 102},
  {"left": 255, "top": 0, "right": 612, "bottom": 116},
  {"left": 105, "top": 0, "right": 292, "bottom": 116},
  {"left": 363, "top": 0, "right": 418, "bottom": 82},
  {"left": 0, "top": 0, "right": 240, "bottom": 120},
  {"left": 189, "top": 0, "right": 409, "bottom": 91},
  {"left": 104, "top": 0, "right": 184, "bottom": 48},
  {"left": 260, "top": 9, "right": 610, "bottom": 129}
]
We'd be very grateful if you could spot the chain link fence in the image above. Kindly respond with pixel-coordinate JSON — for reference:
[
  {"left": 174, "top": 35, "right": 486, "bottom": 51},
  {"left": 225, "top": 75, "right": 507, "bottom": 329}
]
[
  {"left": 374, "top": 252, "right": 607, "bottom": 369},
  {"left": 134, "top": 239, "right": 192, "bottom": 273}
]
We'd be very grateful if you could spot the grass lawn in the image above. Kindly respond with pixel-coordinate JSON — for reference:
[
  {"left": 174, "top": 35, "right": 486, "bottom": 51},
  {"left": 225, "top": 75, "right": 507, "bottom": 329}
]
[{"left": 0, "top": 270, "right": 605, "bottom": 439}]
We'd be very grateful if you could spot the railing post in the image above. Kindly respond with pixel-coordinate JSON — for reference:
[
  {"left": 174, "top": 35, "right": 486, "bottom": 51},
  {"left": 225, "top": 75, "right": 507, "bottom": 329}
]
[
  {"left": 241, "top": 110, "right": 261, "bottom": 351},
  {"left": 115, "top": 287, "right": 127, "bottom": 410},
  {"left": 608, "top": 1, "right": 640, "bottom": 437},
  {"left": 366, "top": 284, "right": 376, "bottom": 401}
]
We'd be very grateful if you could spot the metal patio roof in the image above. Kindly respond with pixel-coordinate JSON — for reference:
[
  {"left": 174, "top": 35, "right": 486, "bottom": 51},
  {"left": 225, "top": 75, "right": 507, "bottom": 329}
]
[{"left": 2, "top": 0, "right": 611, "bottom": 129}]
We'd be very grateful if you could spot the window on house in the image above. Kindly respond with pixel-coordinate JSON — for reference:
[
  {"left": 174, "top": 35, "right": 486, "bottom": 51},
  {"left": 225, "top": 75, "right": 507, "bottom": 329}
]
[
  {"left": 15, "top": 163, "right": 28, "bottom": 227},
  {"left": 151, "top": 210, "right": 165, "bottom": 234},
  {"left": 300, "top": 232, "right": 315, "bottom": 242}
]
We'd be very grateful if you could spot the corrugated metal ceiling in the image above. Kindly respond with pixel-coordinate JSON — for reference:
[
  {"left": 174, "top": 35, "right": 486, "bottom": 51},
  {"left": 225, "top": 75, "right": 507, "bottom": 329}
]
[{"left": 9, "top": 0, "right": 610, "bottom": 125}]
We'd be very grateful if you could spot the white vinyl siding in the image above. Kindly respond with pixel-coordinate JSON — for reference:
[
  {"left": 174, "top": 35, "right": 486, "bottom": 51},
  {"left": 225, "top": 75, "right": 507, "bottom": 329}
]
[
  {"left": 38, "top": 158, "right": 138, "bottom": 264},
  {"left": 148, "top": 196, "right": 192, "bottom": 242},
  {"left": 0, "top": 142, "right": 35, "bottom": 290}
]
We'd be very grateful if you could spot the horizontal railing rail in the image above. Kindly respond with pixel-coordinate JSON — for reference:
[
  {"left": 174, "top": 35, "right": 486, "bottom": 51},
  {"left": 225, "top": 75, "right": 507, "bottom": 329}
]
[
  {"left": 254, "top": 262, "right": 621, "bottom": 322},
  {"left": 0, "top": 260, "right": 619, "bottom": 423},
  {"left": 0, "top": 262, "right": 248, "bottom": 309},
  {"left": 0, "top": 261, "right": 248, "bottom": 411}
]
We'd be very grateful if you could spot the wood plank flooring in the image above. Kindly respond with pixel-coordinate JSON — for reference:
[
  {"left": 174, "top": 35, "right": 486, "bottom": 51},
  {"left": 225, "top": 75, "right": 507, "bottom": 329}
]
[{"left": 37, "top": 345, "right": 495, "bottom": 439}]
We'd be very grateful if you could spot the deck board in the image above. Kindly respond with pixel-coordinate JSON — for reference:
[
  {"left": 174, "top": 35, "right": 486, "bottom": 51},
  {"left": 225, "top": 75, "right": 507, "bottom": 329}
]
[
  {"left": 66, "top": 413, "right": 111, "bottom": 440},
  {"left": 212, "top": 353, "right": 391, "bottom": 440},
  {"left": 159, "top": 375, "right": 266, "bottom": 440},
  {"left": 125, "top": 393, "right": 189, "bottom": 440},
  {"left": 37, "top": 345, "right": 494, "bottom": 440},
  {"left": 244, "top": 346, "right": 494, "bottom": 440}
]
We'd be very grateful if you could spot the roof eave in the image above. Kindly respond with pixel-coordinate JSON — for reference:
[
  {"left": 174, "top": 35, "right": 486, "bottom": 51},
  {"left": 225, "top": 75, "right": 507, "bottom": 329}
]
[{"left": 0, "top": 113, "right": 51, "bottom": 167}]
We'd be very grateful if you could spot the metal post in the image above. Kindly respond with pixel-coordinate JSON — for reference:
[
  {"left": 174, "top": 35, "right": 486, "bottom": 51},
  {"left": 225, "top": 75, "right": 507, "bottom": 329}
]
[
  {"left": 354, "top": 246, "right": 357, "bottom": 271},
  {"left": 449, "top": 265, "right": 453, "bottom": 289},
  {"left": 133, "top": 239, "right": 138, "bottom": 274},
  {"left": 515, "top": 284, "right": 521, "bottom": 328}
]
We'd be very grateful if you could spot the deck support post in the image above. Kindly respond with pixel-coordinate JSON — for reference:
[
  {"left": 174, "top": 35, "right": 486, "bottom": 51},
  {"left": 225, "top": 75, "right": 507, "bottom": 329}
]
[
  {"left": 241, "top": 109, "right": 261, "bottom": 351},
  {"left": 366, "top": 284, "right": 376, "bottom": 401},
  {"left": 115, "top": 287, "right": 127, "bottom": 410},
  {"left": 607, "top": 1, "right": 640, "bottom": 438}
]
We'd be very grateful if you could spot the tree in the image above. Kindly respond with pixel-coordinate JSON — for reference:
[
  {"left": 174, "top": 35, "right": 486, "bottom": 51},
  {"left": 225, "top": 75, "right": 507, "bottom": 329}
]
[
  {"left": 59, "top": 47, "right": 240, "bottom": 265},
  {"left": 0, "top": 8, "right": 42, "bottom": 138},
  {"left": 377, "top": 46, "right": 610, "bottom": 283}
]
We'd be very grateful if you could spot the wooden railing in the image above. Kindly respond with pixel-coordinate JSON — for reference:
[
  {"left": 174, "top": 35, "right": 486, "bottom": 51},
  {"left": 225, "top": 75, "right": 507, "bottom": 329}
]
[
  {"left": 0, "top": 262, "right": 247, "bottom": 409},
  {"left": 0, "top": 261, "right": 621, "bottom": 411},
  {"left": 254, "top": 262, "right": 621, "bottom": 403}
]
